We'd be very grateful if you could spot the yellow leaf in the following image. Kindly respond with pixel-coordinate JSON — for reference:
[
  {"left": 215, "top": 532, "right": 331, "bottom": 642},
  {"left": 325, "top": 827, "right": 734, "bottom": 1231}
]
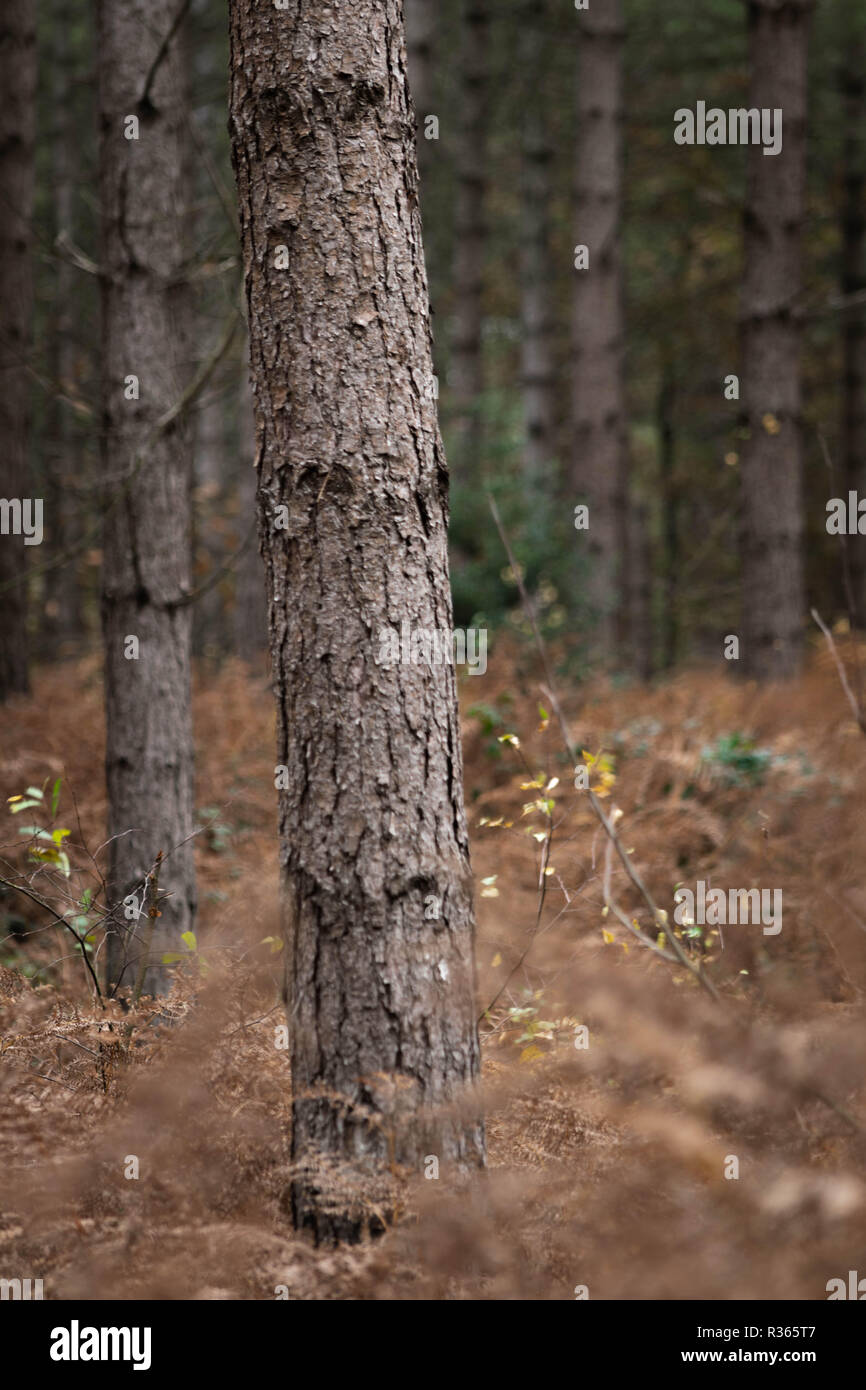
[
  {"left": 491, "top": 952, "right": 502, "bottom": 967},
  {"left": 602, "top": 928, "right": 615, "bottom": 944},
  {"left": 520, "top": 1044, "right": 543, "bottom": 1064}
]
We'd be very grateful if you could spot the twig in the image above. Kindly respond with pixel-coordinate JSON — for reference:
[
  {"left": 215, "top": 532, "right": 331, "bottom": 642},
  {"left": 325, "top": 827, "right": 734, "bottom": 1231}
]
[
  {"left": 486, "top": 493, "right": 719, "bottom": 1001},
  {"left": 132, "top": 852, "right": 164, "bottom": 1007},
  {"left": 139, "top": 0, "right": 193, "bottom": 112},
  {"left": 811, "top": 608, "right": 866, "bottom": 734},
  {"left": 0, "top": 876, "right": 103, "bottom": 1003}
]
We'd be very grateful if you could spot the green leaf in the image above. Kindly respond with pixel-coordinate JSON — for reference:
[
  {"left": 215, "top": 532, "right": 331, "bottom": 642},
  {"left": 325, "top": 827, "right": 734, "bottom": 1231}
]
[
  {"left": 19, "top": 825, "right": 52, "bottom": 840},
  {"left": 181, "top": 930, "right": 197, "bottom": 951},
  {"left": 161, "top": 952, "right": 185, "bottom": 964},
  {"left": 52, "top": 828, "right": 71, "bottom": 845},
  {"left": 51, "top": 777, "right": 61, "bottom": 818},
  {"left": 10, "top": 801, "right": 42, "bottom": 814},
  {"left": 81, "top": 888, "right": 93, "bottom": 910},
  {"left": 24, "top": 786, "right": 44, "bottom": 800}
]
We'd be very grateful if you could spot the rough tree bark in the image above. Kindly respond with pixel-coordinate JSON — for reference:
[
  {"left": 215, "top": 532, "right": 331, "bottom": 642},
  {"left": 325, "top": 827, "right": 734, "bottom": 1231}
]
[
  {"left": 571, "top": 0, "right": 628, "bottom": 665},
  {"left": 0, "top": 0, "right": 36, "bottom": 699},
  {"left": 520, "top": 0, "right": 556, "bottom": 495},
  {"left": 97, "top": 0, "right": 197, "bottom": 997},
  {"left": 228, "top": 0, "right": 485, "bottom": 1243},
  {"left": 738, "top": 0, "right": 813, "bottom": 679}
]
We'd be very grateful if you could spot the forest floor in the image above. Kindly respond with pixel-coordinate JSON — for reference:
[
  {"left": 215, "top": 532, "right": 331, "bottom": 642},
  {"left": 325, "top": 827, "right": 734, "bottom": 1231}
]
[{"left": 2, "top": 637, "right": 866, "bottom": 1299}]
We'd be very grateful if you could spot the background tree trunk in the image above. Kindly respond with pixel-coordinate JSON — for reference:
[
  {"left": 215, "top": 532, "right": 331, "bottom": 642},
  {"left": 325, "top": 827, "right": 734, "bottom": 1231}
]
[
  {"left": 658, "top": 357, "right": 678, "bottom": 672},
  {"left": 839, "top": 0, "right": 866, "bottom": 628},
  {"left": 520, "top": 0, "right": 555, "bottom": 496},
  {"left": 0, "top": 0, "right": 37, "bottom": 699},
  {"left": 42, "top": 0, "right": 85, "bottom": 657},
  {"left": 628, "top": 499, "right": 653, "bottom": 681},
  {"left": 98, "top": 0, "right": 197, "bottom": 997},
  {"left": 571, "top": 0, "right": 628, "bottom": 666},
  {"left": 229, "top": 0, "right": 485, "bottom": 1243},
  {"left": 192, "top": 376, "right": 229, "bottom": 661},
  {"left": 233, "top": 356, "right": 267, "bottom": 663},
  {"left": 450, "top": 0, "right": 488, "bottom": 480},
  {"left": 405, "top": 0, "right": 435, "bottom": 192},
  {"left": 738, "top": 0, "right": 813, "bottom": 679}
]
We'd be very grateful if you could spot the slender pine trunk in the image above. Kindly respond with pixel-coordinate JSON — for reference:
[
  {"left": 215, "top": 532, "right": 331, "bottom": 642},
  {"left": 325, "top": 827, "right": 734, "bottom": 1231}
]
[{"left": 98, "top": 0, "right": 197, "bottom": 997}]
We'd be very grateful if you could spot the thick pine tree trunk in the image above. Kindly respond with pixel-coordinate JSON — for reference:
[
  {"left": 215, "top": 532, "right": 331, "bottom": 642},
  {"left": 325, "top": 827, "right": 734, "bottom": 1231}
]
[
  {"left": 739, "top": 0, "right": 812, "bottom": 679},
  {"left": 228, "top": 0, "right": 485, "bottom": 1243},
  {"left": 97, "top": 0, "right": 197, "bottom": 997},
  {"left": 571, "top": 0, "right": 628, "bottom": 666},
  {"left": 0, "top": 0, "right": 36, "bottom": 699},
  {"left": 520, "top": 0, "right": 555, "bottom": 494}
]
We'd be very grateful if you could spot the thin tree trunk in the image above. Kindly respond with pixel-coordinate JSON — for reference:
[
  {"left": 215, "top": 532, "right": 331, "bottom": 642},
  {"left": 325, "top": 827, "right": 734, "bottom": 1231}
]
[
  {"left": 450, "top": 0, "right": 487, "bottom": 478},
  {"left": 738, "top": 0, "right": 813, "bottom": 679},
  {"left": 571, "top": 0, "right": 627, "bottom": 665},
  {"left": 43, "top": 1, "right": 84, "bottom": 653},
  {"left": 658, "top": 359, "right": 678, "bottom": 672},
  {"left": 98, "top": 0, "right": 197, "bottom": 997},
  {"left": 233, "top": 355, "right": 266, "bottom": 663},
  {"left": 192, "top": 380, "right": 228, "bottom": 660},
  {"left": 840, "top": 0, "right": 866, "bottom": 627},
  {"left": 229, "top": 0, "right": 485, "bottom": 1243},
  {"left": 628, "top": 500, "right": 653, "bottom": 682},
  {"left": 520, "top": 0, "right": 555, "bottom": 494},
  {"left": 405, "top": 0, "right": 435, "bottom": 191},
  {"left": 0, "top": 0, "right": 36, "bottom": 699}
]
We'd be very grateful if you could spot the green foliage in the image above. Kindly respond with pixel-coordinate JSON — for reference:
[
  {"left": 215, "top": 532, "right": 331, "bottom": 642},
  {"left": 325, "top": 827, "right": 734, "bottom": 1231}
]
[
  {"left": 700, "top": 733, "right": 773, "bottom": 788},
  {"left": 8, "top": 780, "right": 71, "bottom": 877},
  {"left": 162, "top": 929, "right": 211, "bottom": 976}
]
